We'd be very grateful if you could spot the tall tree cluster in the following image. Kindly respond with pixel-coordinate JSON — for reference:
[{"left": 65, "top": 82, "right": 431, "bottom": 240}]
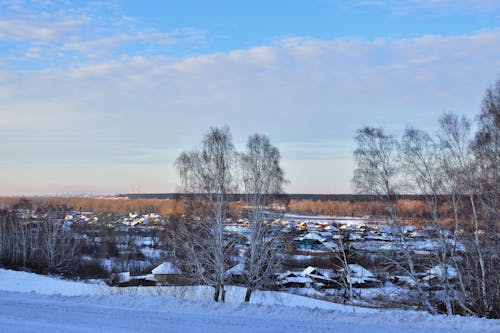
[
  {"left": 0, "top": 209, "right": 79, "bottom": 275},
  {"left": 352, "top": 78, "right": 500, "bottom": 318},
  {"left": 172, "top": 127, "right": 286, "bottom": 302}
]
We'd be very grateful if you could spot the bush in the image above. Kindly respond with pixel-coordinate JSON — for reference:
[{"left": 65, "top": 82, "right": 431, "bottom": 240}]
[{"left": 77, "top": 259, "right": 108, "bottom": 279}]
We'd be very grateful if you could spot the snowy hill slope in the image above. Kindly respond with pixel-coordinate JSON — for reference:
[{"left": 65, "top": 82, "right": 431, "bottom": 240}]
[
  {"left": 0, "top": 269, "right": 497, "bottom": 333},
  {"left": 0, "top": 268, "right": 368, "bottom": 310},
  {"left": 0, "top": 268, "right": 98, "bottom": 296}
]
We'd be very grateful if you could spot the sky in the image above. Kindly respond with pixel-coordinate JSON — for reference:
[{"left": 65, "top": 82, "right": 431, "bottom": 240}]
[{"left": 0, "top": 0, "right": 499, "bottom": 195}]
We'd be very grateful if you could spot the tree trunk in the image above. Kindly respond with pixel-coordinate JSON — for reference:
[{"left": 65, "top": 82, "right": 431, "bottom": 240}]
[
  {"left": 213, "top": 285, "right": 220, "bottom": 302},
  {"left": 221, "top": 285, "right": 226, "bottom": 303},
  {"left": 468, "top": 188, "right": 488, "bottom": 314},
  {"left": 244, "top": 288, "right": 252, "bottom": 302}
]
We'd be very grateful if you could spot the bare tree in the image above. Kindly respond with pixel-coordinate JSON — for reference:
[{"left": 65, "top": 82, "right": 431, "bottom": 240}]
[
  {"left": 37, "top": 218, "right": 79, "bottom": 274},
  {"left": 353, "top": 127, "right": 400, "bottom": 219},
  {"left": 400, "top": 127, "right": 454, "bottom": 315},
  {"left": 472, "top": 79, "right": 500, "bottom": 317},
  {"left": 439, "top": 107, "right": 499, "bottom": 318},
  {"left": 0, "top": 207, "right": 79, "bottom": 275},
  {"left": 352, "top": 126, "right": 438, "bottom": 314},
  {"left": 335, "top": 234, "right": 354, "bottom": 304},
  {"left": 174, "top": 126, "right": 237, "bottom": 302},
  {"left": 240, "top": 134, "right": 286, "bottom": 302},
  {"left": 473, "top": 79, "right": 500, "bottom": 237}
]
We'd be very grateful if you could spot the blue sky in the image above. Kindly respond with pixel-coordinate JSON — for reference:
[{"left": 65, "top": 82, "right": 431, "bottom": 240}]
[{"left": 0, "top": 0, "right": 499, "bottom": 195}]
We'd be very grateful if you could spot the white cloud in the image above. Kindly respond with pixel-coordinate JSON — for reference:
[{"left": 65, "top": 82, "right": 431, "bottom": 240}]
[
  {"left": 1, "top": 30, "right": 499, "bottom": 194},
  {"left": 0, "top": 1, "right": 207, "bottom": 66},
  {"left": 0, "top": 17, "right": 85, "bottom": 41}
]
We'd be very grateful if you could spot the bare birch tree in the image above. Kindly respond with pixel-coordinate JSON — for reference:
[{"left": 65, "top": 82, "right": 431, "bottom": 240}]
[
  {"left": 353, "top": 127, "right": 400, "bottom": 217},
  {"left": 400, "top": 127, "right": 454, "bottom": 315},
  {"left": 352, "top": 126, "right": 438, "bottom": 314},
  {"left": 473, "top": 78, "right": 500, "bottom": 238},
  {"left": 472, "top": 80, "right": 500, "bottom": 317},
  {"left": 439, "top": 108, "right": 499, "bottom": 317},
  {"left": 174, "top": 126, "right": 237, "bottom": 302},
  {"left": 37, "top": 218, "right": 79, "bottom": 274},
  {"left": 240, "top": 134, "right": 286, "bottom": 302}
]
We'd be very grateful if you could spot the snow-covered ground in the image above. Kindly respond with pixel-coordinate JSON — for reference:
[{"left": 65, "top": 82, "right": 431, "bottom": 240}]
[
  {"left": 0, "top": 269, "right": 100, "bottom": 296},
  {"left": 0, "top": 269, "right": 498, "bottom": 333}
]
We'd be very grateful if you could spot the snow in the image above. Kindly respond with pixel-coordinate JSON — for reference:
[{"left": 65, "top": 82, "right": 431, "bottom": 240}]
[
  {"left": 322, "top": 241, "right": 339, "bottom": 250},
  {"left": 151, "top": 261, "right": 182, "bottom": 275},
  {"left": 140, "top": 247, "right": 164, "bottom": 259},
  {"left": 277, "top": 271, "right": 313, "bottom": 285},
  {"left": 303, "top": 266, "right": 320, "bottom": 276},
  {"left": 0, "top": 269, "right": 101, "bottom": 296},
  {"left": 0, "top": 268, "right": 497, "bottom": 333},
  {"left": 297, "top": 232, "right": 326, "bottom": 241},
  {"left": 1, "top": 291, "right": 497, "bottom": 333},
  {"left": 117, "top": 272, "right": 131, "bottom": 283},
  {"left": 424, "top": 265, "right": 458, "bottom": 279},
  {"left": 348, "top": 264, "right": 375, "bottom": 278},
  {"left": 225, "top": 263, "right": 245, "bottom": 276},
  {"left": 290, "top": 254, "right": 315, "bottom": 261},
  {"left": 281, "top": 276, "right": 313, "bottom": 284},
  {"left": 343, "top": 264, "right": 381, "bottom": 285}
]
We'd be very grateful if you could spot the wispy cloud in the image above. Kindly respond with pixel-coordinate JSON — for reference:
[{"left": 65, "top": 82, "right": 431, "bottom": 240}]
[{"left": 0, "top": 1, "right": 207, "bottom": 67}]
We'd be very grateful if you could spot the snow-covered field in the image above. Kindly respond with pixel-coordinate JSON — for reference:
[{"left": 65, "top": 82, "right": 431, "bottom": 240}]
[{"left": 0, "top": 269, "right": 497, "bottom": 333}]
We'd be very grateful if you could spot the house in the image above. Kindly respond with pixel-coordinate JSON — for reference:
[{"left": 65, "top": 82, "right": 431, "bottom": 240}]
[
  {"left": 302, "top": 266, "right": 340, "bottom": 289},
  {"left": 224, "top": 263, "right": 246, "bottom": 284},
  {"left": 391, "top": 275, "right": 419, "bottom": 288},
  {"left": 276, "top": 271, "right": 313, "bottom": 288},
  {"left": 110, "top": 272, "right": 157, "bottom": 287},
  {"left": 340, "top": 264, "right": 381, "bottom": 288},
  {"left": 152, "top": 261, "right": 183, "bottom": 285},
  {"left": 421, "top": 265, "right": 458, "bottom": 286},
  {"left": 295, "top": 233, "right": 335, "bottom": 252}
]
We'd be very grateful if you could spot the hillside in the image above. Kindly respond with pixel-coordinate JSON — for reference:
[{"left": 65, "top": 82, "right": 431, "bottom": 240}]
[{"left": 0, "top": 269, "right": 497, "bottom": 333}]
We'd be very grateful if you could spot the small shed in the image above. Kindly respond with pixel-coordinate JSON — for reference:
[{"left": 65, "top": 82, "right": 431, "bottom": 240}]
[
  {"left": 422, "top": 265, "right": 458, "bottom": 286},
  {"left": 340, "top": 264, "right": 381, "bottom": 288},
  {"left": 224, "top": 263, "right": 246, "bottom": 284},
  {"left": 296, "top": 233, "right": 335, "bottom": 252},
  {"left": 110, "top": 272, "right": 157, "bottom": 287},
  {"left": 302, "top": 266, "right": 340, "bottom": 289},
  {"left": 152, "top": 261, "right": 183, "bottom": 284},
  {"left": 277, "top": 271, "right": 312, "bottom": 288}
]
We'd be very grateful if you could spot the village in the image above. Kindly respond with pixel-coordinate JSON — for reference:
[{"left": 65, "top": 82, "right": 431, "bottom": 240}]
[{"left": 17, "top": 207, "right": 456, "bottom": 307}]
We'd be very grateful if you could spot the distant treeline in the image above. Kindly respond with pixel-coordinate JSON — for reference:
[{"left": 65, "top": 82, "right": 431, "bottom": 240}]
[
  {"left": 118, "top": 193, "right": 429, "bottom": 202},
  {"left": 0, "top": 197, "right": 186, "bottom": 216},
  {"left": 0, "top": 195, "right": 464, "bottom": 227}
]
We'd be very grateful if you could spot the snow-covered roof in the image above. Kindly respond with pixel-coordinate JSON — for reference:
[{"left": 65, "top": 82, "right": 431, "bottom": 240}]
[
  {"left": 303, "top": 266, "right": 321, "bottom": 276},
  {"left": 283, "top": 276, "right": 313, "bottom": 284},
  {"left": 277, "top": 271, "right": 299, "bottom": 280},
  {"left": 348, "top": 264, "right": 374, "bottom": 278},
  {"left": 341, "top": 264, "right": 380, "bottom": 284},
  {"left": 300, "top": 232, "right": 326, "bottom": 242},
  {"left": 322, "top": 241, "right": 338, "bottom": 250},
  {"left": 423, "top": 265, "right": 457, "bottom": 280},
  {"left": 324, "top": 225, "right": 339, "bottom": 232},
  {"left": 116, "top": 272, "right": 156, "bottom": 283},
  {"left": 225, "top": 263, "right": 246, "bottom": 276},
  {"left": 152, "top": 261, "right": 182, "bottom": 275},
  {"left": 117, "top": 272, "right": 130, "bottom": 283},
  {"left": 392, "top": 275, "right": 418, "bottom": 287},
  {"left": 303, "top": 266, "right": 334, "bottom": 281}
]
